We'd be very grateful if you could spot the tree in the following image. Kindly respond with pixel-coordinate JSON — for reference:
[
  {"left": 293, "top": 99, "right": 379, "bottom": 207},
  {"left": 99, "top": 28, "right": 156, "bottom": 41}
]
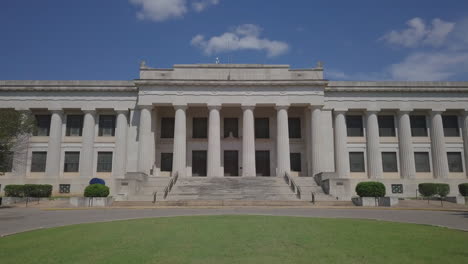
[{"left": 0, "top": 109, "right": 35, "bottom": 174}]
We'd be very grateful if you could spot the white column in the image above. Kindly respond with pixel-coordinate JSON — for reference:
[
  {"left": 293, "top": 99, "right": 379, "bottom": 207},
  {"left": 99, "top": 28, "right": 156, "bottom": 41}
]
[
  {"left": 207, "top": 105, "right": 221, "bottom": 177},
  {"left": 463, "top": 111, "right": 468, "bottom": 177},
  {"left": 137, "top": 105, "right": 153, "bottom": 175},
  {"left": 113, "top": 110, "right": 128, "bottom": 178},
  {"left": 79, "top": 110, "right": 96, "bottom": 178},
  {"left": 242, "top": 105, "right": 256, "bottom": 176},
  {"left": 430, "top": 110, "right": 449, "bottom": 178},
  {"left": 172, "top": 105, "right": 187, "bottom": 177},
  {"left": 46, "top": 109, "right": 63, "bottom": 178},
  {"left": 366, "top": 110, "right": 383, "bottom": 179},
  {"left": 310, "top": 106, "right": 322, "bottom": 176},
  {"left": 276, "top": 105, "right": 290, "bottom": 176},
  {"left": 13, "top": 109, "right": 32, "bottom": 178},
  {"left": 334, "top": 110, "right": 349, "bottom": 178},
  {"left": 397, "top": 110, "right": 416, "bottom": 179}
]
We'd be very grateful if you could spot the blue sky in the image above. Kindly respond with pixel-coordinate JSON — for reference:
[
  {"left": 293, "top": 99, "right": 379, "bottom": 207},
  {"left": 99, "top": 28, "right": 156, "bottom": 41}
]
[{"left": 1, "top": 0, "right": 468, "bottom": 81}]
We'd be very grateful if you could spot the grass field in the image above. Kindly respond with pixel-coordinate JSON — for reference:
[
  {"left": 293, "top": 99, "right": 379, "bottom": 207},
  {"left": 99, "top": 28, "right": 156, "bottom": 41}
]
[{"left": 1, "top": 215, "right": 467, "bottom": 264}]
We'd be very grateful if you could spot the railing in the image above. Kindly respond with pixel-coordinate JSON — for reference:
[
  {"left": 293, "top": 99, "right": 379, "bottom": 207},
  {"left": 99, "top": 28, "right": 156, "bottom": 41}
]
[
  {"left": 163, "top": 172, "right": 179, "bottom": 199},
  {"left": 152, "top": 191, "right": 157, "bottom": 204},
  {"left": 283, "top": 172, "right": 301, "bottom": 200}
]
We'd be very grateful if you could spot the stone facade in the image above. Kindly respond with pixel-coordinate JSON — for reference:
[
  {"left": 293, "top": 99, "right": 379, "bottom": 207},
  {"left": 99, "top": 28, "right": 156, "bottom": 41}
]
[{"left": 0, "top": 63, "right": 467, "bottom": 200}]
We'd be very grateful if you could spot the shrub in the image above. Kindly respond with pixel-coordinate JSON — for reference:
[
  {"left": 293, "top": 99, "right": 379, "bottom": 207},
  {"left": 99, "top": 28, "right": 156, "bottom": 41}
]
[
  {"left": 355, "top": 182, "right": 386, "bottom": 197},
  {"left": 418, "top": 183, "right": 438, "bottom": 197},
  {"left": 459, "top": 183, "right": 468, "bottom": 197},
  {"left": 436, "top": 184, "right": 450, "bottom": 198},
  {"left": 84, "top": 184, "right": 109, "bottom": 197},
  {"left": 4, "top": 185, "right": 25, "bottom": 197},
  {"left": 89, "top": 178, "right": 106, "bottom": 185},
  {"left": 24, "top": 184, "right": 53, "bottom": 198}
]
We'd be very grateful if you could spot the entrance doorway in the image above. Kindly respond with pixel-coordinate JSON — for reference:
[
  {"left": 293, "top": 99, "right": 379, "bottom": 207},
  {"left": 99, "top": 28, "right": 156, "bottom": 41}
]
[
  {"left": 255, "top": 150, "right": 270, "bottom": 176},
  {"left": 192, "top": 150, "right": 207, "bottom": 176},
  {"left": 224, "top": 150, "right": 239, "bottom": 176}
]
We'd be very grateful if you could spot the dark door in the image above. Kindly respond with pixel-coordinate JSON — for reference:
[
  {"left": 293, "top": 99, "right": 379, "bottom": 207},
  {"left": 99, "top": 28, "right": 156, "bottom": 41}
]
[
  {"left": 255, "top": 150, "right": 270, "bottom": 176},
  {"left": 224, "top": 150, "right": 239, "bottom": 176},
  {"left": 192, "top": 151, "right": 207, "bottom": 176}
]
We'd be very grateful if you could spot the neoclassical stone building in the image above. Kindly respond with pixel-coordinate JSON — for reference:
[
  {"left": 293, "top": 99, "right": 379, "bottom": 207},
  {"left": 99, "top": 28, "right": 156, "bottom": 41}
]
[{"left": 1, "top": 63, "right": 467, "bottom": 200}]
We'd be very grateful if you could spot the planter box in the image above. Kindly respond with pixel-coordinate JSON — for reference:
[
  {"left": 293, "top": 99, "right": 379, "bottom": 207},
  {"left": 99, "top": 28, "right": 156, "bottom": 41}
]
[
  {"left": 445, "top": 196, "right": 466, "bottom": 205},
  {"left": 70, "top": 197, "right": 113, "bottom": 207},
  {"left": 352, "top": 197, "right": 399, "bottom": 207}
]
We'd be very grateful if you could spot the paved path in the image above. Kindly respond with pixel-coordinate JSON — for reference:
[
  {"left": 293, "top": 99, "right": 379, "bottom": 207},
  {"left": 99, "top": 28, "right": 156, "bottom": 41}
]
[{"left": 0, "top": 207, "right": 467, "bottom": 236}]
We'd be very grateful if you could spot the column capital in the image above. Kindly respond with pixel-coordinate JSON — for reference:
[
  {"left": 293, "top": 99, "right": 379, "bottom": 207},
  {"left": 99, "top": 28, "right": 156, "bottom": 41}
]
[
  {"left": 333, "top": 109, "right": 348, "bottom": 115},
  {"left": 114, "top": 109, "right": 128, "bottom": 114},
  {"left": 49, "top": 109, "right": 64, "bottom": 114},
  {"left": 207, "top": 104, "right": 222, "bottom": 111},
  {"left": 173, "top": 104, "right": 187, "bottom": 111},
  {"left": 365, "top": 108, "right": 380, "bottom": 114},
  {"left": 82, "top": 109, "right": 96, "bottom": 115},
  {"left": 431, "top": 109, "right": 445, "bottom": 115},
  {"left": 14, "top": 107, "right": 31, "bottom": 112},
  {"left": 308, "top": 104, "right": 323, "bottom": 110},
  {"left": 275, "top": 104, "right": 290, "bottom": 110},
  {"left": 397, "top": 108, "right": 413, "bottom": 115},
  {"left": 241, "top": 104, "right": 255, "bottom": 110},
  {"left": 138, "top": 105, "right": 153, "bottom": 110}
]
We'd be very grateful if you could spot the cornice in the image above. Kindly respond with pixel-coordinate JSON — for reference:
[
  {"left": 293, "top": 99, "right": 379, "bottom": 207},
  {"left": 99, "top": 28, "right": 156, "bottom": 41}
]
[
  {"left": 0, "top": 81, "right": 136, "bottom": 92},
  {"left": 327, "top": 81, "right": 468, "bottom": 93},
  {"left": 135, "top": 79, "right": 329, "bottom": 87}
]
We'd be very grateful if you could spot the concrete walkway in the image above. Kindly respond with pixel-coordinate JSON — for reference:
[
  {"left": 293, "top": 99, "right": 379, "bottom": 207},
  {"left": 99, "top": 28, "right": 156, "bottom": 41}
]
[{"left": 1, "top": 207, "right": 467, "bottom": 236}]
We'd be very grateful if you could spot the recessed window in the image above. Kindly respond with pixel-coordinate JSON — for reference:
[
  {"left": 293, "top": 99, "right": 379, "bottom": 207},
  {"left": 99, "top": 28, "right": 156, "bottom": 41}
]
[
  {"left": 59, "top": 184, "right": 71, "bottom": 193},
  {"left": 391, "top": 184, "right": 403, "bottom": 194},
  {"left": 98, "top": 115, "right": 116, "bottom": 137},
  {"left": 161, "top": 153, "right": 173, "bottom": 172},
  {"left": 64, "top": 152, "right": 80, "bottom": 172},
  {"left": 346, "top": 115, "right": 363, "bottom": 137},
  {"left": 410, "top": 115, "right": 428, "bottom": 137},
  {"left": 382, "top": 152, "right": 398, "bottom": 172},
  {"left": 31, "top": 151, "right": 47, "bottom": 172},
  {"left": 66, "top": 115, "right": 84, "bottom": 136},
  {"left": 349, "top": 152, "right": 365, "bottom": 172},
  {"left": 447, "top": 152, "right": 463, "bottom": 172},
  {"left": 97, "top": 152, "right": 113, "bottom": 172},
  {"left": 290, "top": 153, "right": 301, "bottom": 172},
  {"left": 33, "top": 115, "right": 51, "bottom": 136},
  {"left": 224, "top": 118, "right": 238, "bottom": 138},
  {"left": 442, "top": 115, "right": 460, "bottom": 137},
  {"left": 0, "top": 151, "right": 14, "bottom": 172},
  {"left": 378, "top": 115, "right": 396, "bottom": 137},
  {"left": 161, "top": 118, "right": 175, "bottom": 138},
  {"left": 193, "top": 118, "right": 207, "bottom": 138},
  {"left": 255, "top": 118, "right": 270, "bottom": 139},
  {"left": 414, "top": 152, "right": 430, "bottom": 172},
  {"left": 288, "top": 118, "right": 301, "bottom": 138}
]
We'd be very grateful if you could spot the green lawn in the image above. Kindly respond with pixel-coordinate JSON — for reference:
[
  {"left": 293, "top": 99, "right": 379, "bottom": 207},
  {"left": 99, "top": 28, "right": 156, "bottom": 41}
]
[{"left": 1, "top": 215, "right": 467, "bottom": 264}]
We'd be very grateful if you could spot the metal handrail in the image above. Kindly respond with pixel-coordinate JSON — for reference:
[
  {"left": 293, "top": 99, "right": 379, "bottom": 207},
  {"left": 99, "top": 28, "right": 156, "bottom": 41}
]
[
  {"left": 284, "top": 172, "right": 301, "bottom": 200},
  {"left": 163, "top": 172, "right": 178, "bottom": 199},
  {"left": 152, "top": 191, "right": 157, "bottom": 203}
]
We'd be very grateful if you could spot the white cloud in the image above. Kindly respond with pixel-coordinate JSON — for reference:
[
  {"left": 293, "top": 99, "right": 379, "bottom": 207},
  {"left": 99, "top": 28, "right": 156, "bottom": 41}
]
[
  {"left": 192, "top": 0, "right": 219, "bottom": 12},
  {"left": 129, "top": 0, "right": 220, "bottom": 22},
  {"left": 388, "top": 52, "right": 468, "bottom": 81},
  {"left": 380, "top": 17, "right": 455, "bottom": 48},
  {"left": 191, "top": 24, "right": 289, "bottom": 57}
]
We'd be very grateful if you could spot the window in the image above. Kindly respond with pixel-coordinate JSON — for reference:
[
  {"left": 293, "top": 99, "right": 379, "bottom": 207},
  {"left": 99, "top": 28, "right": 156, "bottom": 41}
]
[
  {"left": 224, "top": 118, "right": 238, "bottom": 138},
  {"left": 64, "top": 152, "right": 80, "bottom": 172},
  {"left": 97, "top": 152, "right": 113, "bottom": 172},
  {"left": 98, "top": 115, "right": 116, "bottom": 136},
  {"left": 34, "top": 115, "right": 51, "bottom": 136},
  {"left": 349, "top": 152, "right": 365, "bottom": 172},
  {"left": 255, "top": 118, "right": 269, "bottom": 138},
  {"left": 346, "top": 115, "right": 363, "bottom": 137},
  {"left": 59, "top": 184, "right": 70, "bottom": 193},
  {"left": 66, "top": 115, "right": 84, "bottom": 136},
  {"left": 192, "top": 118, "right": 207, "bottom": 138},
  {"left": 378, "top": 116, "right": 396, "bottom": 137},
  {"left": 447, "top": 152, "right": 463, "bottom": 172},
  {"left": 414, "top": 152, "right": 430, "bottom": 172},
  {"left": 442, "top": 115, "right": 460, "bottom": 137},
  {"left": 31, "top": 152, "right": 47, "bottom": 172},
  {"left": 391, "top": 184, "right": 403, "bottom": 194},
  {"left": 0, "top": 151, "right": 14, "bottom": 172},
  {"left": 290, "top": 153, "right": 301, "bottom": 172},
  {"left": 161, "top": 153, "right": 173, "bottom": 172},
  {"left": 410, "top": 115, "right": 428, "bottom": 137},
  {"left": 382, "top": 152, "right": 398, "bottom": 172},
  {"left": 288, "top": 118, "right": 301, "bottom": 138},
  {"left": 161, "top": 118, "right": 175, "bottom": 138}
]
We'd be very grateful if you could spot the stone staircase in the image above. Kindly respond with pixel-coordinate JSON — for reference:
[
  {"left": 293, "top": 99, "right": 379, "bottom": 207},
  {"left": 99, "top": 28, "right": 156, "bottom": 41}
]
[
  {"left": 290, "top": 176, "right": 337, "bottom": 202},
  {"left": 119, "top": 176, "right": 172, "bottom": 201}
]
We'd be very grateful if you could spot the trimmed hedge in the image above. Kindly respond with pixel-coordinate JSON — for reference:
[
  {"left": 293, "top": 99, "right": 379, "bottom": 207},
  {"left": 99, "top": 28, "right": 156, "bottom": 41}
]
[
  {"left": 355, "top": 182, "right": 386, "bottom": 197},
  {"left": 4, "top": 184, "right": 52, "bottom": 197},
  {"left": 89, "top": 178, "right": 106, "bottom": 185},
  {"left": 459, "top": 183, "right": 468, "bottom": 197},
  {"left": 418, "top": 183, "right": 450, "bottom": 198},
  {"left": 84, "top": 184, "right": 109, "bottom": 197}
]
